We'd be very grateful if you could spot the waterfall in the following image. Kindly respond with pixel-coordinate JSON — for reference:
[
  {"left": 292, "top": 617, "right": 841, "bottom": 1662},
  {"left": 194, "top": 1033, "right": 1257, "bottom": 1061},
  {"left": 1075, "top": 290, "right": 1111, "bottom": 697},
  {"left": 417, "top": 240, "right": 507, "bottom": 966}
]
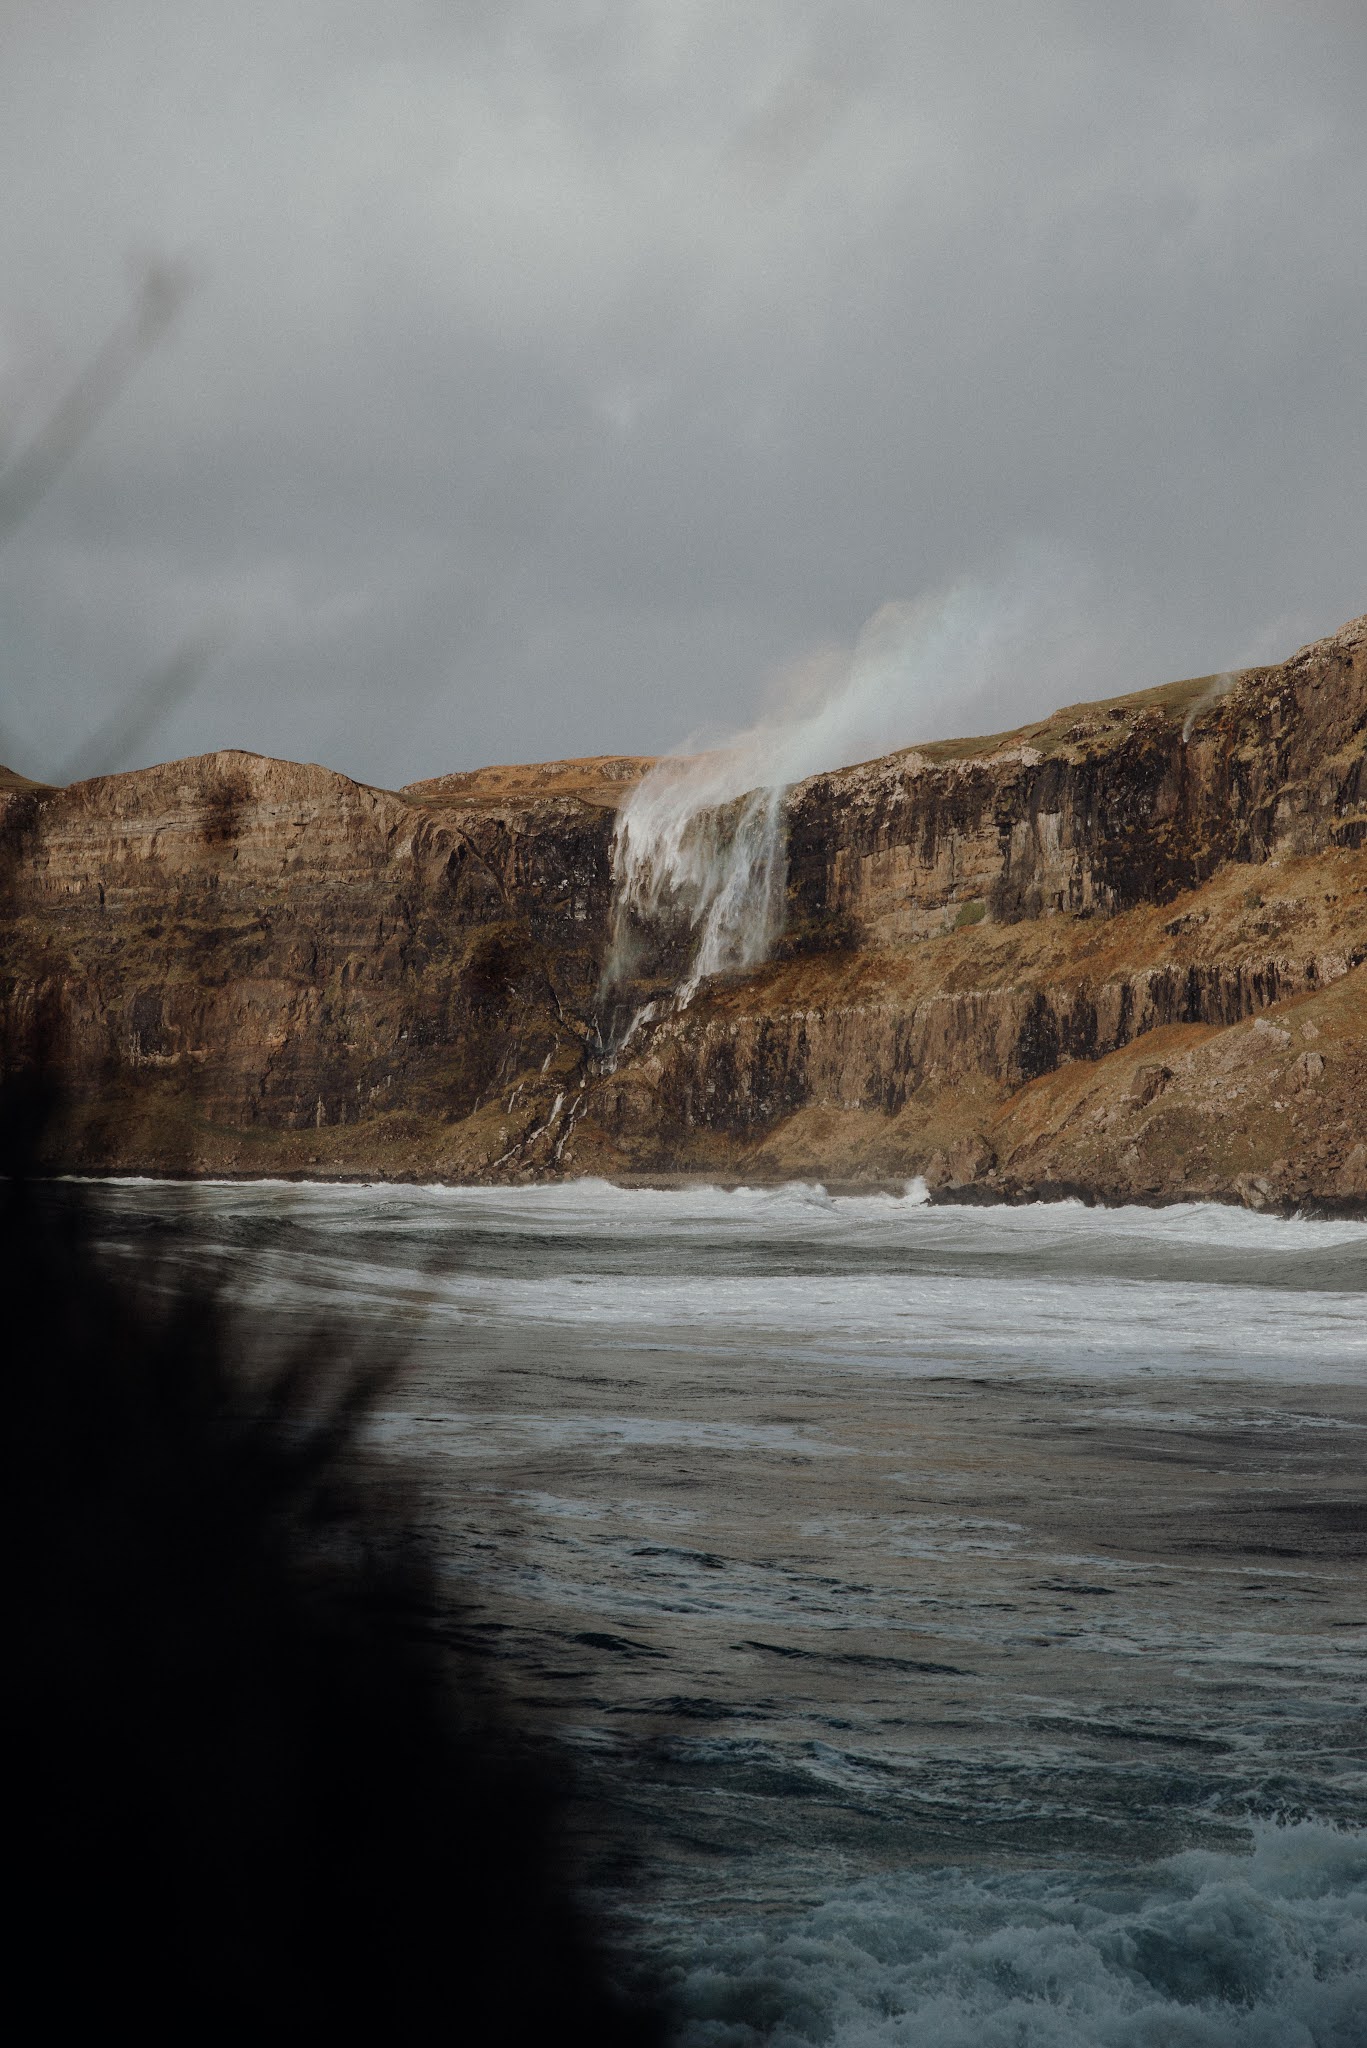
[
  {"left": 599, "top": 577, "right": 1084, "bottom": 1041},
  {"left": 603, "top": 747, "right": 789, "bottom": 1014}
]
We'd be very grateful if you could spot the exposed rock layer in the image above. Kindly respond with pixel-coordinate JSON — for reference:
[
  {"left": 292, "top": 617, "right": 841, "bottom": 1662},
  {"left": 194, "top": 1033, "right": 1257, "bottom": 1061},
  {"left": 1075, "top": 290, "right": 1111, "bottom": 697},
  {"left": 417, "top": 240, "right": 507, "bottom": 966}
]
[{"left": 3, "top": 616, "right": 1365, "bottom": 1209}]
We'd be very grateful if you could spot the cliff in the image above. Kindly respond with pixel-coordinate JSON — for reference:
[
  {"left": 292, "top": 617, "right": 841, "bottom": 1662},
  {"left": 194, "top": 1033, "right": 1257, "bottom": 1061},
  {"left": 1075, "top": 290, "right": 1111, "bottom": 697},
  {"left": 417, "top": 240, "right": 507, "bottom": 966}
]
[{"left": 3, "top": 614, "right": 1365, "bottom": 1209}]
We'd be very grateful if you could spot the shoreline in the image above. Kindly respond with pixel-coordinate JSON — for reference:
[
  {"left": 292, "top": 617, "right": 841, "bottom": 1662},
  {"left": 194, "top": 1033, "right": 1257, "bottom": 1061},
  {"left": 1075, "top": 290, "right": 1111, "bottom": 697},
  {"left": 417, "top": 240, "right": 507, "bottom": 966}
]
[{"left": 61, "top": 1161, "right": 1367, "bottom": 1221}]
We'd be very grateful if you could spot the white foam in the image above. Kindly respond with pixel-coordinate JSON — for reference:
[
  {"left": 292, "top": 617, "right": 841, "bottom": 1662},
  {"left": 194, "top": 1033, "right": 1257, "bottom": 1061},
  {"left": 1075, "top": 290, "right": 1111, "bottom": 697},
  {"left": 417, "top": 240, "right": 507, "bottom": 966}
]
[
  {"left": 88, "top": 1178, "right": 1367, "bottom": 1384},
  {"left": 660, "top": 1822, "right": 1367, "bottom": 2047},
  {"left": 230, "top": 1256, "right": 1363, "bottom": 1383},
  {"left": 105, "top": 1173, "right": 1367, "bottom": 1248},
  {"left": 365, "top": 1409, "right": 852, "bottom": 1457}
]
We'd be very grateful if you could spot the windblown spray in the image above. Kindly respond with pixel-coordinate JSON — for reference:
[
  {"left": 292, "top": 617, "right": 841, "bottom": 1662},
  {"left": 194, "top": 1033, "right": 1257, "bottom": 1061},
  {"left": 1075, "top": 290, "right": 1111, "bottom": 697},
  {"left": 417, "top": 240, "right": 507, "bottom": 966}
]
[
  {"left": 604, "top": 756, "right": 788, "bottom": 1014},
  {"left": 600, "top": 578, "right": 1079, "bottom": 1040}
]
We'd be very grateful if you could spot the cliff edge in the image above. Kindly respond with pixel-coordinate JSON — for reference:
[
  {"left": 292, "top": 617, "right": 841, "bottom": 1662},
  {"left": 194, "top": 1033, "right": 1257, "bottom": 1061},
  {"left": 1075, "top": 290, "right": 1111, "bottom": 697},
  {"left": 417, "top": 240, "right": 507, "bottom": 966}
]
[{"left": 3, "top": 613, "right": 1365, "bottom": 1208}]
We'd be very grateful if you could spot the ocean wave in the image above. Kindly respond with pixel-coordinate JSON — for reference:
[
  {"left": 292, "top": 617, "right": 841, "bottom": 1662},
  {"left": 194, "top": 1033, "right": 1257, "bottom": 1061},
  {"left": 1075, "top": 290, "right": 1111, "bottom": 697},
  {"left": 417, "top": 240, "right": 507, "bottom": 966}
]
[{"left": 658, "top": 1823, "right": 1367, "bottom": 2047}]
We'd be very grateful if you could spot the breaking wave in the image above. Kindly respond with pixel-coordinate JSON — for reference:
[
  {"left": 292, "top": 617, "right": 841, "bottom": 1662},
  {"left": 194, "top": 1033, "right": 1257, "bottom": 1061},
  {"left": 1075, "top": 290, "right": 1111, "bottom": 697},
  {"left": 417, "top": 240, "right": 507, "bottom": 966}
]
[{"left": 661, "top": 1823, "right": 1367, "bottom": 2047}]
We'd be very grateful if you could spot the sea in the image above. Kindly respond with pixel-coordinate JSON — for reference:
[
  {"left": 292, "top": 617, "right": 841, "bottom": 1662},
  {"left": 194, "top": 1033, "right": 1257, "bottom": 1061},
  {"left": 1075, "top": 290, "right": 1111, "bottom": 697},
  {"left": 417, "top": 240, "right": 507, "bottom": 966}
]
[{"left": 89, "top": 1176, "right": 1367, "bottom": 2046}]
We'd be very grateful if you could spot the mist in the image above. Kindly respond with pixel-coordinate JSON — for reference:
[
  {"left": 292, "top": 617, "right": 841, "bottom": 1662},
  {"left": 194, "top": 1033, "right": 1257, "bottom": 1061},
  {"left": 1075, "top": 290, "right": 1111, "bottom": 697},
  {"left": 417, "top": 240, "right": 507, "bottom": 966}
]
[{"left": 606, "top": 568, "right": 1117, "bottom": 999}]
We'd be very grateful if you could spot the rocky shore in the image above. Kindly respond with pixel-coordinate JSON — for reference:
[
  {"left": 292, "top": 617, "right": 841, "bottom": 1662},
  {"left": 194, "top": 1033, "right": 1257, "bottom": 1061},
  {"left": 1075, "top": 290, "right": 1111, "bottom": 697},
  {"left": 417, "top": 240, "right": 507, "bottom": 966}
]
[{"left": 3, "top": 613, "right": 1364, "bottom": 1210}]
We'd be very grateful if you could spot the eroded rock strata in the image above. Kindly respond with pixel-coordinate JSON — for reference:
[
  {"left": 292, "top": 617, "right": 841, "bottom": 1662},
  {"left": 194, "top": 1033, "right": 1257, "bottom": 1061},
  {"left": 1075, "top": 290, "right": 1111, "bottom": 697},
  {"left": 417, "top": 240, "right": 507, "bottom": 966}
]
[{"left": 2, "top": 614, "right": 1365, "bottom": 1208}]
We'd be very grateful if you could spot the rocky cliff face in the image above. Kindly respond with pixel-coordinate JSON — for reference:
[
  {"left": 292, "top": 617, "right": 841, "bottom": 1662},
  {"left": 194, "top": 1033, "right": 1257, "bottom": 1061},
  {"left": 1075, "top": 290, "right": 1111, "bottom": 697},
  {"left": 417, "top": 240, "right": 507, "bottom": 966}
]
[{"left": 3, "top": 614, "right": 1365, "bottom": 1209}]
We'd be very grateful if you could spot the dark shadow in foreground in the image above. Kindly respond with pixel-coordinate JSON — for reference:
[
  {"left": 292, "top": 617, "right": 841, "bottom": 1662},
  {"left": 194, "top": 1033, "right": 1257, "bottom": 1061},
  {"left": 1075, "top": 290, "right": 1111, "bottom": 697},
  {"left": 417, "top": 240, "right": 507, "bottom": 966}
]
[{"left": 2, "top": 1072, "right": 663, "bottom": 2042}]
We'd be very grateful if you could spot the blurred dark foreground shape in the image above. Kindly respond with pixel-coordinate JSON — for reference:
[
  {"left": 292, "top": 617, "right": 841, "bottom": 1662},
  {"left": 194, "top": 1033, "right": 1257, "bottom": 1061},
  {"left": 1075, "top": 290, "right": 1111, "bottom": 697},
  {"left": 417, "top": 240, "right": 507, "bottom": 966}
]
[{"left": 1, "top": 1069, "right": 663, "bottom": 2043}]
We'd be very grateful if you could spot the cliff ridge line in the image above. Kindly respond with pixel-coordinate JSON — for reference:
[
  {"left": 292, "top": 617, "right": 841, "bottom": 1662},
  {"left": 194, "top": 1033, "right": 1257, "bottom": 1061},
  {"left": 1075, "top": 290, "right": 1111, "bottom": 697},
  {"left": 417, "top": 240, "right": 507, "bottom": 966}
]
[{"left": 3, "top": 610, "right": 1364, "bottom": 1209}]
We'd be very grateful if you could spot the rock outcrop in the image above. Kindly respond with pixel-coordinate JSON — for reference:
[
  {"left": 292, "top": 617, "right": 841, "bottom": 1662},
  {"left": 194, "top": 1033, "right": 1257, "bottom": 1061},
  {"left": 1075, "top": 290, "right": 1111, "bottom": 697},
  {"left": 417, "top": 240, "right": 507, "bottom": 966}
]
[{"left": 3, "top": 615, "right": 1365, "bottom": 1209}]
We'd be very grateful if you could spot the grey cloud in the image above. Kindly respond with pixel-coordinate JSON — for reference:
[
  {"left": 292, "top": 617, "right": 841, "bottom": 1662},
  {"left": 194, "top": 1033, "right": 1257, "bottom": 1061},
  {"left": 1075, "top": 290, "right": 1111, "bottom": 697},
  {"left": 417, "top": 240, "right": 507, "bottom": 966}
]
[{"left": 0, "top": 0, "right": 1364, "bottom": 786}]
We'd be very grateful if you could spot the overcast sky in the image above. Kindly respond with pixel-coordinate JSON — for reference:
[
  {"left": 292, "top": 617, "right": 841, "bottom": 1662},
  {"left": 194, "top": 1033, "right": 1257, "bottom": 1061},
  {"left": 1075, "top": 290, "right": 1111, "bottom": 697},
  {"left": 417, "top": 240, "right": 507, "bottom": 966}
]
[{"left": 1, "top": 0, "right": 1364, "bottom": 788}]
